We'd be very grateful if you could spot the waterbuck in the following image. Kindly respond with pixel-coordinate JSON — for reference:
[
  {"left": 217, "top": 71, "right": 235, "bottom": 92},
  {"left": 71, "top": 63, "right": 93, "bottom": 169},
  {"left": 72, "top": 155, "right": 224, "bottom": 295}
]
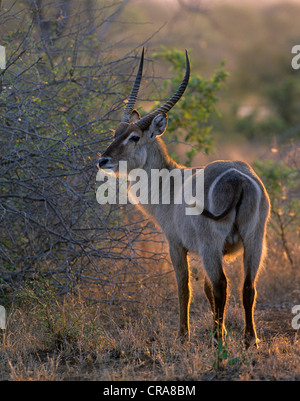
[{"left": 98, "top": 48, "right": 270, "bottom": 347}]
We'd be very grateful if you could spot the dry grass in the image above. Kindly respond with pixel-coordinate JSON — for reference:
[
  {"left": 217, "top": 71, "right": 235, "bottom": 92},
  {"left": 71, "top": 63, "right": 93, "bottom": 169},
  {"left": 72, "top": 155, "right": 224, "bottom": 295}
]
[{"left": 0, "top": 233, "right": 299, "bottom": 381}]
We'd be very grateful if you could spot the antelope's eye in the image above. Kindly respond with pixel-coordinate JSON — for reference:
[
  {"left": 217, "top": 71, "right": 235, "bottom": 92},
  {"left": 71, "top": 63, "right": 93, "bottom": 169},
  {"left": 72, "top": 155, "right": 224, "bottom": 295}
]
[{"left": 129, "top": 135, "right": 140, "bottom": 143}]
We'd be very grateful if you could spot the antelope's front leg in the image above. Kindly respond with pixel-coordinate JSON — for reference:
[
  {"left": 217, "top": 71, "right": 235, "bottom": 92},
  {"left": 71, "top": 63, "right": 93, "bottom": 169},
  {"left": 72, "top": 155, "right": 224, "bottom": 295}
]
[{"left": 169, "top": 244, "right": 191, "bottom": 342}]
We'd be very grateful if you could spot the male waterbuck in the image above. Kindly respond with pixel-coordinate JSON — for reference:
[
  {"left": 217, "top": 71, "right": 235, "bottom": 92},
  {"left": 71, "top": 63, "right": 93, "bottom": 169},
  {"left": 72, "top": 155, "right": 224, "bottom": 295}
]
[{"left": 98, "top": 48, "right": 270, "bottom": 347}]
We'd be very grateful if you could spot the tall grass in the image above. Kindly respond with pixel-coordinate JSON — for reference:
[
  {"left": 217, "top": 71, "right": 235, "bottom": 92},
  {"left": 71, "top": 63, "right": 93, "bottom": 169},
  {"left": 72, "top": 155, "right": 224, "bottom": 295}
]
[{"left": 1, "top": 227, "right": 299, "bottom": 380}]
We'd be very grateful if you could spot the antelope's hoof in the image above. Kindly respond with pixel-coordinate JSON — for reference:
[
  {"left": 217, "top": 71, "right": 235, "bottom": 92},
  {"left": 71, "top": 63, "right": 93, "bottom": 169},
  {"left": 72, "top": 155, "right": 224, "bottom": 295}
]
[
  {"left": 177, "top": 331, "right": 189, "bottom": 344},
  {"left": 244, "top": 335, "right": 260, "bottom": 349}
]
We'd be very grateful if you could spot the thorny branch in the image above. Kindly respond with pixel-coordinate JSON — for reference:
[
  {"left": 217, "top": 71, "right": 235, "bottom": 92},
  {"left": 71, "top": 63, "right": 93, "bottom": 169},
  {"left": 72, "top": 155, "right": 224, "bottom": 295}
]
[{"left": 0, "top": 0, "right": 171, "bottom": 304}]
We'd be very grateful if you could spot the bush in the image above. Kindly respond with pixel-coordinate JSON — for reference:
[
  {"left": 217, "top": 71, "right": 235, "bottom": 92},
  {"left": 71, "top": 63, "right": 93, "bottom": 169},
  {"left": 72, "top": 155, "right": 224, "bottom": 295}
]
[
  {"left": 153, "top": 47, "right": 228, "bottom": 165},
  {"left": 254, "top": 155, "right": 300, "bottom": 268},
  {"left": 0, "top": 1, "right": 166, "bottom": 301}
]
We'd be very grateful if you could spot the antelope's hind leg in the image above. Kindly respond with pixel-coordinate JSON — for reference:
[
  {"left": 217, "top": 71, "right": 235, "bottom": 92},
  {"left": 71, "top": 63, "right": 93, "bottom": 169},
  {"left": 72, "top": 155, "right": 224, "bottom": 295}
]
[
  {"left": 243, "top": 272, "right": 258, "bottom": 348},
  {"left": 242, "top": 230, "right": 266, "bottom": 349},
  {"left": 202, "top": 253, "right": 228, "bottom": 344},
  {"left": 204, "top": 276, "right": 214, "bottom": 313}
]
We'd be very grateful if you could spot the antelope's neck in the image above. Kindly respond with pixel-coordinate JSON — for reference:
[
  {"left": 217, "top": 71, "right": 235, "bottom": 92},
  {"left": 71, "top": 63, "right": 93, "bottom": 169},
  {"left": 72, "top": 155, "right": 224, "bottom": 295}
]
[
  {"left": 143, "top": 137, "right": 181, "bottom": 172},
  {"left": 131, "top": 138, "right": 183, "bottom": 225}
]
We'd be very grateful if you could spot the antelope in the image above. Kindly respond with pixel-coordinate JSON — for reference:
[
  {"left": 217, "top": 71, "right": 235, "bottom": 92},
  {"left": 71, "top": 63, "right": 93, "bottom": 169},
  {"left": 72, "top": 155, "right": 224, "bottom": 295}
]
[{"left": 98, "top": 48, "right": 270, "bottom": 347}]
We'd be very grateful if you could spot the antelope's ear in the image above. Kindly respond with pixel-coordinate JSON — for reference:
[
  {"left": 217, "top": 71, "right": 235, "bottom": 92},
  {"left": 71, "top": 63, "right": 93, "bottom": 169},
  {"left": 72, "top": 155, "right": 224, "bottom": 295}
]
[
  {"left": 147, "top": 113, "right": 168, "bottom": 140},
  {"left": 129, "top": 109, "right": 141, "bottom": 123}
]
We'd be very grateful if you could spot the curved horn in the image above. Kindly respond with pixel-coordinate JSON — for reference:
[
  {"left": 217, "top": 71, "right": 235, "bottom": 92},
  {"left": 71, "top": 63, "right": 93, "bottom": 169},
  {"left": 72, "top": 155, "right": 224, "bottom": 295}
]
[
  {"left": 136, "top": 50, "right": 190, "bottom": 130},
  {"left": 121, "top": 47, "right": 144, "bottom": 123}
]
